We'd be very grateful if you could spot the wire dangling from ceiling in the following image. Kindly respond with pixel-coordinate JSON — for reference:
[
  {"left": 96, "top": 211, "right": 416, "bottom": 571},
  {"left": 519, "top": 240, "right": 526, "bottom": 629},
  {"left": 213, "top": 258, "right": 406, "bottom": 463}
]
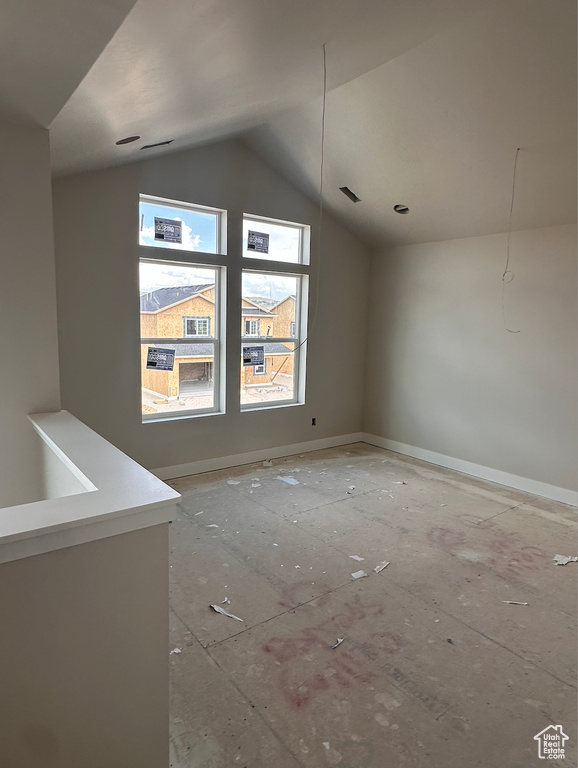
[{"left": 502, "top": 147, "right": 521, "bottom": 334}]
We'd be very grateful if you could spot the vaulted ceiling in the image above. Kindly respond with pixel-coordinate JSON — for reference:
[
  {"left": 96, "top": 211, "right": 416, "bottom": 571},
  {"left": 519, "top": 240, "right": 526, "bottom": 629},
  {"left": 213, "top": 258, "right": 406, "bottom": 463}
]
[{"left": 2, "top": 0, "right": 576, "bottom": 247}]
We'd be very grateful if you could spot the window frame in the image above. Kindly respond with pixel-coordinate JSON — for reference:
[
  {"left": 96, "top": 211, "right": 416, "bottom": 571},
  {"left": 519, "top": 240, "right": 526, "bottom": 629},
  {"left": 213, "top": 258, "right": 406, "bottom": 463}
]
[
  {"left": 240, "top": 261, "right": 309, "bottom": 411},
  {"left": 243, "top": 318, "right": 260, "bottom": 337},
  {"left": 242, "top": 213, "right": 310, "bottom": 266},
  {"left": 138, "top": 194, "right": 227, "bottom": 423},
  {"left": 139, "top": 193, "right": 223, "bottom": 254},
  {"left": 183, "top": 316, "right": 211, "bottom": 337}
]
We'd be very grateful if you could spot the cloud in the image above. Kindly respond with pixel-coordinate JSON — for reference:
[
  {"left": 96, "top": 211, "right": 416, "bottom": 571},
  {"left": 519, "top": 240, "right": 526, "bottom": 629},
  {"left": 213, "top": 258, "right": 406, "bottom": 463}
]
[
  {"left": 140, "top": 262, "right": 215, "bottom": 292},
  {"left": 140, "top": 218, "right": 202, "bottom": 251}
]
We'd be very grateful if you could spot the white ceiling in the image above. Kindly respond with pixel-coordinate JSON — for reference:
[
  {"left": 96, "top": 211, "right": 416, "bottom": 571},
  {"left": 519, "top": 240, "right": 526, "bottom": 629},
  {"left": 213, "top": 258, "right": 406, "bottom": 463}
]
[
  {"left": 12, "top": 0, "right": 576, "bottom": 247},
  {"left": 0, "top": 0, "right": 137, "bottom": 126}
]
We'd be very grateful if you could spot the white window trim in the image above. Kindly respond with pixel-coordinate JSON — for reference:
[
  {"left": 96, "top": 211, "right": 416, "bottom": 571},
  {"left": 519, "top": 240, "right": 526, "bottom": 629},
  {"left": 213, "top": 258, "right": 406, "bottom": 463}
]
[
  {"left": 139, "top": 254, "right": 226, "bottom": 421},
  {"left": 242, "top": 213, "right": 310, "bottom": 266},
  {"left": 244, "top": 319, "right": 260, "bottom": 337},
  {"left": 240, "top": 265, "right": 309, "bottom": 412},
  {"left": 140, "top": 193, "right": 226, "bottom": 255},
  {"left": 183, "top": 316, "right": 211, "bottom": 337}
]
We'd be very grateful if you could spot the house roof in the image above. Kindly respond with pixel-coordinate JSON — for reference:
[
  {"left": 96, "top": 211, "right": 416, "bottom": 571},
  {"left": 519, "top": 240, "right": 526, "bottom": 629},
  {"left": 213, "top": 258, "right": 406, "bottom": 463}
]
[
  {"left": 140, "top": 284, "right": 214, "bottom": 312},
  {"left": 242, "top": 307, "right": 276, "bottom": 317},
  {"left": 245, "top": 297, "right": 279, "bottom": 311}
]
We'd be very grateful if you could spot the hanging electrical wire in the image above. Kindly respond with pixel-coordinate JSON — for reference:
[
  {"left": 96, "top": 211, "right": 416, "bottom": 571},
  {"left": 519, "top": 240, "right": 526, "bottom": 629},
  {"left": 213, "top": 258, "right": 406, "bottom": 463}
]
[
  {"left": 502, "top": 147, "right": 521, "bottom": 333},
  {"left": 285, "top": 42, "right": 327, "bottom": 360}
]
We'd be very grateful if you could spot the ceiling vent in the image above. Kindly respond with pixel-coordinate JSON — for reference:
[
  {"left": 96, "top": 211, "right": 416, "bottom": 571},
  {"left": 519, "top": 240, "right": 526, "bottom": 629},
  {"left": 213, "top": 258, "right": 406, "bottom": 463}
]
[
  {"left": 141, "top": 140, "right": 174, "bottom": 150},
  {"left": 339, "top": 186, "right": 361, "bottom": 203},
  {"left": 115, "top": 136, "right": 140, "bottom": 145}
]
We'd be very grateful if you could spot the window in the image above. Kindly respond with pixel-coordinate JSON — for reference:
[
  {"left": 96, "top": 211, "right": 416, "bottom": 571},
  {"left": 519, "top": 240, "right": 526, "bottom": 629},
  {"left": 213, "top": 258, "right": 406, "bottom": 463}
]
[
  {"left": 243, "top": 319, "right": 260, "bottom": 337},
  {"left": 243, "top": 215, "right": 309, "bottom": 264},
  {"left": 139, "top": 195, "right": 221, "bottom": 253},
  {"left": 139, "top": 195, "right": 226, "bottom": 421},
  {"left": 184, "top": 317, "right": 210, "bottom": 337},
  {"left": 241, "top": 214, "right": 310, "bottom": 409}
]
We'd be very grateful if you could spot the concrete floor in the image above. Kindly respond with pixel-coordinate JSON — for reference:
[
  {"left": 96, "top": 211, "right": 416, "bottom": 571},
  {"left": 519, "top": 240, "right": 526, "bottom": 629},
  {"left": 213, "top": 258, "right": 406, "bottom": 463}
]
[{"left": 167, "top": 443, "right": 577, "bottom": 768}]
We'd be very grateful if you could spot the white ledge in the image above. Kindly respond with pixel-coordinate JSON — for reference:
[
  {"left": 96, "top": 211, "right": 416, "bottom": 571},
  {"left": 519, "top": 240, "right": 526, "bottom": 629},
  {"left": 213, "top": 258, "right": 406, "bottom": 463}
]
[{"left": 0, "top": 411, "right": 180, "bottom": 564}]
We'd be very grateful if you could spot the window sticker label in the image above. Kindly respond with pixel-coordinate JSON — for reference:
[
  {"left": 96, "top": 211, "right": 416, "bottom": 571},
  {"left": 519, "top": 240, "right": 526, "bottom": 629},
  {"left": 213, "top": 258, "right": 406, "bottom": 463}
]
[
  {"left": 243, "top": 345, "right": 265, "bottom": 366},
  {"left": 154, "top": 217, "right": 182, "bottom": 243},
  {"left": 247, "top": 230, "right": 269, "bottom": 254},
  {"left": 147, "top": 347, "right": 175, "bottom": 371}
]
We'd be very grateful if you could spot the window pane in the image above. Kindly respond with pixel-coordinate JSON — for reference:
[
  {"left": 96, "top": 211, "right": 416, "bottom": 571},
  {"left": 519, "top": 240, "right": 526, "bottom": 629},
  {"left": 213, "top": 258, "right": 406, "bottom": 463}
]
[
  {"left": 142, "top": 344, "right": 215, "bottom": 415},
  {"left": 243, "top": 218, "right": 301, "bottom": 263},
  {"left": 140, "top": 199, "right": 219, "bottom": 253},
  {"left": 140, "top": 263, "right": 216, "bottom": 339},
  {"left": 240, "top": 344, "right": 295, "bottom": 406},
  {"left": 241, "top": 273, "right": 298, "bottom": 338}
]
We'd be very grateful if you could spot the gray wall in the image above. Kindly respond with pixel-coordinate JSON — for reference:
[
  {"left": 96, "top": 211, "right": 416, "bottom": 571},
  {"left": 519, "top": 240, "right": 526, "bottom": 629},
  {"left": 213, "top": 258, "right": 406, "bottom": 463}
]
[
  {"left": 0, "top": 524, "right": 169, "bottom": 768},
  {"left": 364, "top": 224, "right": 577, "bottom": 491},
  {"left": 53, "top": 140, "right": 370, "bottom": 471},
  {"left": 0, "top": 124, "right": 61, "bottom": 507}
]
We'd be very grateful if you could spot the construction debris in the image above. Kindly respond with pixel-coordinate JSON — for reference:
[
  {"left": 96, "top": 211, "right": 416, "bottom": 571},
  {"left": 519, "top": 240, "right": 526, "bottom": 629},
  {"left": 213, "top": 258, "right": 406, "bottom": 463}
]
[
  {"left": 374, "top": 561, "right": 390, "bottom": 573},
  {"left": 276, "top": 475, "right": 300, "bottom": 485},
  {"left": 330, "top": 638, "right": 345, "bottom": 649},
  {"left": 221, "top": 597, "right": 231, "bottom": 604},
  {"left": 226, "top": 480, "right": 240, "bottom": 485},
  {"left": 207, "top": 524, "right": 219, "bottom": 529},
  {"left": 553, "top": 554, "right": 578, "bottom": 565},
  {"left": 349, "top": 555, "right": 365, "bottom": 561},
  {"left": 210, "top": 604, "right": 244, "bottom": 622},
  {"left": 503, "top": 601, "right": 528, "bottom": 605},
  {"left": 351, "top": 570, "right": 368, "bottom": 580},
  {"left": 170, "top": 648, "right": 182, "bottom": 655}
]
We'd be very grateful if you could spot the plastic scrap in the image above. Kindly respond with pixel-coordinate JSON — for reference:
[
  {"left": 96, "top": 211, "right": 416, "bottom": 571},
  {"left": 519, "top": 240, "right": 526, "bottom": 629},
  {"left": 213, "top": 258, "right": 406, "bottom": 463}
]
[
  {"left": 170, "top": 648, "right": 182, "bottom": 655},
  {"left": 330, "top": 638, "right": 344, "bottom": 649},
  {"left": 276, "top": 476, "right": 300, "bottom": 485},
  {"left": 207, "top": 524, "right": 219, "bottom": 529},
  {"left": 323, "top": 742, "right": 330, "bottom": 750},
  {"left": 210, "top": 604, "right": 244, "bottom": 622},
  {"left": 348, "top": 485, "right": 355, "bottom": 490},
  {"left": 221, "top": 597, "right": 231, "bottom": 604},
  {"left": 392, "top": 481, "right": 407, "bottom": 485},
  {"left": 227, "top": 480, "right": 240, "bottom": 485},
  {"left": 553, "top": 554, "right": 578, "bottom": 565},
  {"left": 502, "top": 600, "right": 528, "bottom": 606},
  {"left": 252, "top": 483, "right": 262, "bottom": 488},
  {"left": 194, "top": 511, "right": 204, "bottom": 516},
  {"left": 374, "top": 561, "right": 390, "bottom": 573},
  {"left": 351, "top": 570, "right": 368, "bottom": 580},
  {"left": 349, "top": 555, "right": 365, "bottom": 561}
]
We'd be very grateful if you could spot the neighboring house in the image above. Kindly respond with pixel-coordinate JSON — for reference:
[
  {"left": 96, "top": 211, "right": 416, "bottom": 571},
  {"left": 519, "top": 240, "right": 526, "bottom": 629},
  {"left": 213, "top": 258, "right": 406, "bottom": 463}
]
[
  {"left": 140, "top": 285, "right": 295, "bottom": 401},
  {"left": 534, "top": 725, "right": 569, "bottom": 760}
]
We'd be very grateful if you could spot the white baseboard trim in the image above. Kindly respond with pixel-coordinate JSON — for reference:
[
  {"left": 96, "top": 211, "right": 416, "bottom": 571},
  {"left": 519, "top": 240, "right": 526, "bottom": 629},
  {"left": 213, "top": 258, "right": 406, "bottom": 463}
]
[
  {"left": 362, "top": 433, "right": 578, "bottom": 507},
  {"left": 152, "top": 432, "right": 365, "bottom": 480}
]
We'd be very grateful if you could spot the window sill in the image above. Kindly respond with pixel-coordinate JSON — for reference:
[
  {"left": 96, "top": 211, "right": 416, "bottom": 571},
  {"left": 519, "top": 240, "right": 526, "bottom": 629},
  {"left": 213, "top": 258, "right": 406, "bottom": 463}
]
[
  {"left": 240, "top": 401, "right": 304, "bottom": 413},
  {"left": 142, "top": 410, "right": 225, "bottom": 424}
]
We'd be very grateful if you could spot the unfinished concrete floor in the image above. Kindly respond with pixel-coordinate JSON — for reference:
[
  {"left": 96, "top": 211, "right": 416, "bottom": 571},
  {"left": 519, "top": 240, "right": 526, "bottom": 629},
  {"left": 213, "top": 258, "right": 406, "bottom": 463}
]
[{"left": 167, "top": 443, "right": 577, "bottom": 768}]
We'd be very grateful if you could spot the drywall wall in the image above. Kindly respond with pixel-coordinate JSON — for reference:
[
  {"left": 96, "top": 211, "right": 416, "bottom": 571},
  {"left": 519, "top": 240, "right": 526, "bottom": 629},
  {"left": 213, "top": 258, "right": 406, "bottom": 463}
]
[
  {"left": 0, "top": 124, "right": 61, "bottom": 507},
  {"left": 364, "top": 224, "right": 577, "bottom": 492},
  {"left": 0, "top": 524, "right": 169, "bottom": 768},
  {"left": 53, "top": 140, "right": 370, "bottom": 471}
]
